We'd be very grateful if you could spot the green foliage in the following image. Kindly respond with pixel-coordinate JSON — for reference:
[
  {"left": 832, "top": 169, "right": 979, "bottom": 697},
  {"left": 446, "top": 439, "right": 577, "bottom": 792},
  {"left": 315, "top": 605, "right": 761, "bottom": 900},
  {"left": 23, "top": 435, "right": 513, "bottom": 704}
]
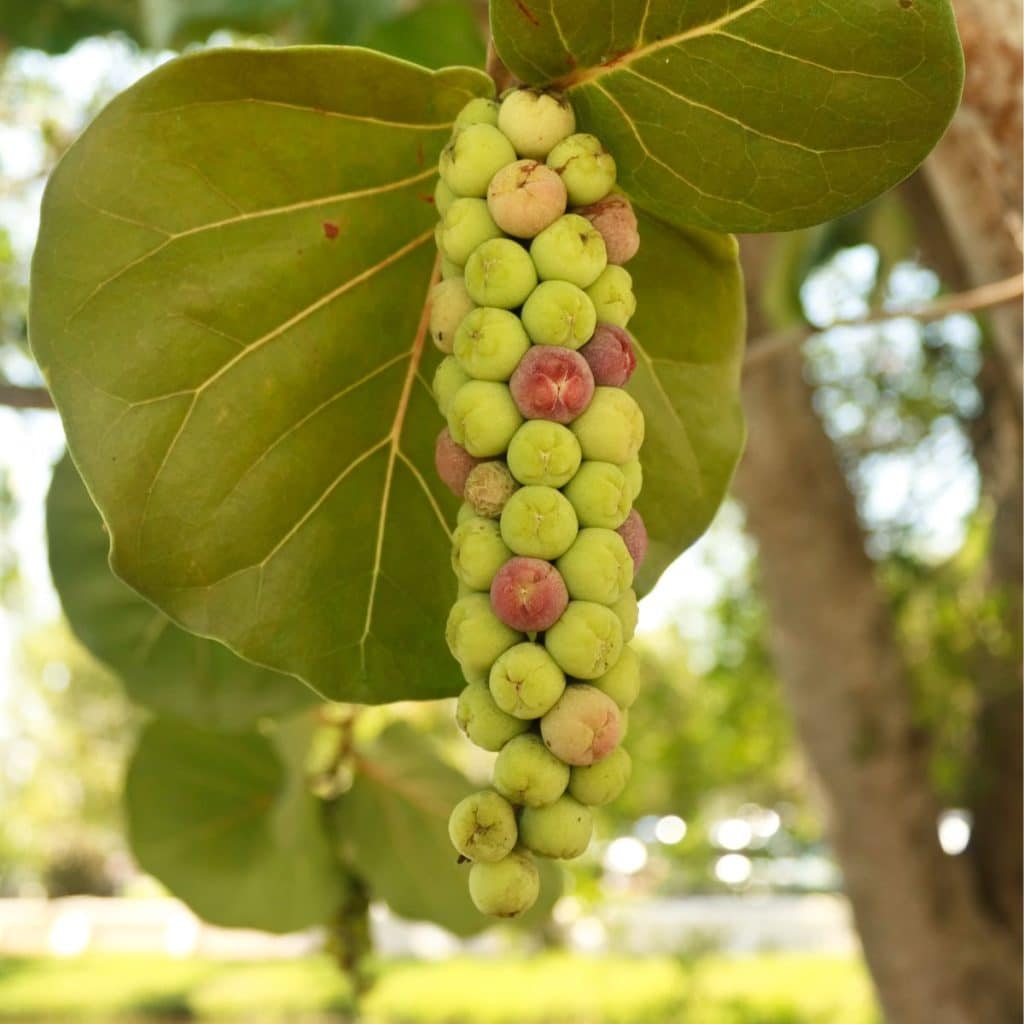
[
  {"left": 0, "top": 953, "right": 877, "bottom": 1022},
  {"left": 491, "top": 0, "right": 964, "bottom": 232},
  {"left": 31, "top": 45, "right": 744, "bottom": 704},
  {"left": 125, "top": 716, "right": 346, "bottom": 932},
  {"left": 0, "top": 0, "right": 138, "bottom": 53},
  {"left": 47, "top": 455, "right": 317, "bottom": 730},
  {"left": 362, "top": 0, "right": 487, "bottom": 70},
  {"left": 332, "top": 721, "right": 560, "bottom": 935},
  {"left": 32, "top": 48, "right": 491, "bottom": 703}
]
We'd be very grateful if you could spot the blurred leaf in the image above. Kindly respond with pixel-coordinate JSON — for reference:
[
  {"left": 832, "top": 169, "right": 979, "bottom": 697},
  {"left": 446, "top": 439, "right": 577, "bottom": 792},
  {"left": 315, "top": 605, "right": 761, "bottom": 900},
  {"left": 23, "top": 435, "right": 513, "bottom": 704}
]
[
  {"left": 47, "top": 454, "right": 317, "bottom": 730},
  {"left": 629, "top": 216, "right": 745, "bottom": 594},
  {"left": 140, "top": 0, "right": 299, "bottom": 47},
  {"left": 31, "top": 48, "right": 491, "bottom": 704},
  {"left": 491, "top": 0, "right": 964, "bottom": 232},
  {"left": 332, "top": 721, "right": 561, "bottom": 935},
  {"left": 363, "top": 0, "right": 485, "bottom": 69},
  {"left": 0, "top": 0, "right": 139, "bottom": 52},
  {"left": 125, "top": 717, "right": 345, "bottom": 931}
]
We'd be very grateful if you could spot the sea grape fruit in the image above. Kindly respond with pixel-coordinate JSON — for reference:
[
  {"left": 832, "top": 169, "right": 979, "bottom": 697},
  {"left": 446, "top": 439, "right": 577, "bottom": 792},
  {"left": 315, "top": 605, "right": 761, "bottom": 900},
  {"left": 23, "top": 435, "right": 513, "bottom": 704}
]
[
  {"left": 489, "top": 642, "right": 566, "bottom": 719},
  {"left": 506, "top": 420, "right": 581, "bottom": 488},
  {"left": 433, "top": 358, "right": 472, "bottom": 419},
  {"left": 616, "top": 509, "right": 649, "bottom": 574},
  {"left": 454, "top": 96, "right": 500, "bottom": 131},
  {"left": 456, "top": 681, "right": 530, "bottom": 751},
  {"left": 540, "top": 683, "right": 622, "bottom": 766},
  {"left": 434, "top": 178, "right": 457, "bottom": 218},
  {"left": 439, "top": 198, "right": 502, "bottom": 266},
  {"left": 547, "top": 133, "right": 616, "bottom": 206},
  {"left": 521, "top": 280, "right": 597, "bottom": 349},
  {"left": 468, "top": 849, "right": 540, "bottom": 917},
  {"left": 454, "top": 307, "right": 530, "bottom": 381},
  {"left": 620, "top": 457, "right": 643, "bottom": 503},
  {"left": 509, "top": 346, "right": 594, "bottom": 423},
  {"left": 544, "top": 601, "right": 623, "bottom": 679},
  {"left": 576, "top": 193, "right": 639, "bottom": 265},
  {"left": 429, "top": 277, "right": 476, "bottom": 354},
  {"left": 489, "top": 556, "right": 569, "bottom": 632},
  {"left": 530, "top": 214, "right": 607, "bottom": 289},
  {"left": 487, "top": 159, "right": 567, "bottom": 238},
  {"left": 556, "top": 528, "right": 633, "bottom": 605},
  {"left": 568, "top": 747, "right": 632, "bottom": 806},
  {"left": 434, "top": 427, "right": 481, "bottom": 497},
  {"left": 562, "top": 461, "right": 631, "bottom": 529},
  {"left": 446, "top": 593, "right": 522, "bottom": 675},
  {"left": 586, "top": 265, "right": 636, "bottom": 328},
  {"left": 440, "top": 123, "right": 516, "bottom": 197},
  {"left": 492, "top": 734, "right": 570, "bottom": 808},
  {"left": 464, "top": 461, "right": 519, "bottom": 518},
  {"left": 590, "top": 644, "right": 640, "bottom": 709},
  {"left": 448, "top": 380, "right": 523, "bottom": 457},
  {"left": 519, "top": 795, "right": 593, "bottom": 859},
  {"left": 448, "top": 790, "right": 518, "bottom": 862},
  {"left": 611, "top": 588, "right": 639, "bottom": 643},
  {"left": 451, "top": 517, "right": 512, "bottom": 591},
  {"left": 500, "top": 485, "right": 579, "bottom": 560},
  {"left": 571, "top": 387, "right": 644, "bottom": 464},
  {"left": 579, "top": 324, "right": 636, "bottom": 387},
  {"left": 497, "top": 88, "right": 576, "bottom": 158},
  {"left": 464, "top": 237, "right": 538, "bottom": 309}
]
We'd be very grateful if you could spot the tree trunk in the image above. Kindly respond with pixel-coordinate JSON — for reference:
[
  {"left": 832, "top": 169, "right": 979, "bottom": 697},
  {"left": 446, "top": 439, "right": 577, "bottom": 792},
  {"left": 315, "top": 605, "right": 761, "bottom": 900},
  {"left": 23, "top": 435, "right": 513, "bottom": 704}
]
[
  {"left": 921, "top": 0, "right": 1023, "bottom": 405},
  {"left": 914, "top": 0, "right": 1024, "bottom": 949},
  {"left": 735, "top": 235, "right": 1022, "bottom": 1023}
]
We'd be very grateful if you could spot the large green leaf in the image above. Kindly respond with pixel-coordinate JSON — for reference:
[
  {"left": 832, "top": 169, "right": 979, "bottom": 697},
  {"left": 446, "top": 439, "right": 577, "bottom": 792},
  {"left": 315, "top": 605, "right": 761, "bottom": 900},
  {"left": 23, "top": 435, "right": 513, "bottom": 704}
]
[
  {"left": 47, "top": 454, "right": 317, "bottom": 730},
  {"left": 31, "top": 45, "right": 742, "bottom": 703},
  {"left": 125, "top": 717, "right": 345, "bottom": 931},
  {"left": 491, "top": 0, "right": 964, "bottom": 232},
  {"left": 31, "top": 48, "right": 490, "bottom": 704},
  {"left": 332, "top": 722, "right": 561, "bottom": 935},
  {"left": 628, "top": 214, "right": 745, "bottom": 593}
]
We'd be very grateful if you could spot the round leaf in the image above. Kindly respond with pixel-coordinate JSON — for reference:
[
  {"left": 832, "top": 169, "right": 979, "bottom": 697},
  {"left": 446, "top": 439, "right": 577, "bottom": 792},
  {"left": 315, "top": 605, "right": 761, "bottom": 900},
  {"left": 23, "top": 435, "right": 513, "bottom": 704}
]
[
  {"left": 628, "top": 214, "right": 746, "bottom": 593},
  {"left": 47, "top": 453, "right": 317, "bottom": 730},
  {"left": 30, "top": 47, "right": 491, "bottom": 704},
  {"left": 332, "top": 722, "right": 561, "bottom": 935},
  {"left": 491, "top": 0, "right": 964, "bottom": 232},
  {"left": 125, "top": 717, "right": 345, "bottom": 932}
]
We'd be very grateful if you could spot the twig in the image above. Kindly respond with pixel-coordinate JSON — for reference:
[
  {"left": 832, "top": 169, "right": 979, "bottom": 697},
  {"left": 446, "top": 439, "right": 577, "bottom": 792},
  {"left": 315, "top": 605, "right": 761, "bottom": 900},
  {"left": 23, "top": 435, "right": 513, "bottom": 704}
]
[
  {"left": 746, "top": 272, "right": 1024, "bottom": 366},
  {"left": 0, "top": 385, "right": 53, "bottom": 410}
]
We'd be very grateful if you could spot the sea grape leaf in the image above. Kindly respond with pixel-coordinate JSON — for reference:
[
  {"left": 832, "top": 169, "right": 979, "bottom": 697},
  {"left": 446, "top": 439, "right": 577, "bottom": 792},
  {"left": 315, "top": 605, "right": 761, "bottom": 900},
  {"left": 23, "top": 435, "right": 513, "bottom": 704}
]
[
  {"left": 31, "top": 47, "right": 490, "bottom": 704},
  {"left": 331, "top": 721, "right": 561, "bottom": 935},
  {"left": 491, "top": 0, "right": 964, "bottom": 232},
  {"left": 31, "top": 44, "right": 743, "bottom": 702},
  {"left": 125, "top": 716, "right": 345, "bottom": 932},
  {"left": 628, "top": 213, "right": 745, "bottom": 594},
  {"left": 47, "top": 453, "right": 317, "bottom": 730}
]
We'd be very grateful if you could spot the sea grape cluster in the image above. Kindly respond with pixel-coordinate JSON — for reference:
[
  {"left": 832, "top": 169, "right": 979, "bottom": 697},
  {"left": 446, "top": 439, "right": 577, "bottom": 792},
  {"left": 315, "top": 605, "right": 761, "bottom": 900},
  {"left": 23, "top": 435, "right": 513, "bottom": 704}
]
[{"left": 430, "top": 87, "right": 647, "bottom": 920}]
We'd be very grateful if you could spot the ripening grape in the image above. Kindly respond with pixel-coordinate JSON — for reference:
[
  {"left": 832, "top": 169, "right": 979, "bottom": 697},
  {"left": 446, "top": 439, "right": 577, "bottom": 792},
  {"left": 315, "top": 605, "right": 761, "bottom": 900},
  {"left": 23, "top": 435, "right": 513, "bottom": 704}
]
[{"left": 428, "top": 87, "right": 647, "bottom": 918}]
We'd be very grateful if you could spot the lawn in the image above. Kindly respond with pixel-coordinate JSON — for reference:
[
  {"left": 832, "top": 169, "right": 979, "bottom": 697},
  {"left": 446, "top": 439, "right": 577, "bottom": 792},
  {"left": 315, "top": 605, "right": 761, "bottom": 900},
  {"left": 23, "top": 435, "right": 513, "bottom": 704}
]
[{"left": 0, "top": 952, "right": 879, "bottom": 1023}]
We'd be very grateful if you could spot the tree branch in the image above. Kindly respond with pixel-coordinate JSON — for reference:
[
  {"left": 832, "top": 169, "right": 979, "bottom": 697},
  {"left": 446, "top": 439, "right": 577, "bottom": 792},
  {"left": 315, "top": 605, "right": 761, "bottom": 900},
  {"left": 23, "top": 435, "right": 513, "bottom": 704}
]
[
  {"left": 746, "top": 273, "right": 1024, "bottom": 366},
  {"left": 0, "top": 385, "right": 54, "bottom": 410}
]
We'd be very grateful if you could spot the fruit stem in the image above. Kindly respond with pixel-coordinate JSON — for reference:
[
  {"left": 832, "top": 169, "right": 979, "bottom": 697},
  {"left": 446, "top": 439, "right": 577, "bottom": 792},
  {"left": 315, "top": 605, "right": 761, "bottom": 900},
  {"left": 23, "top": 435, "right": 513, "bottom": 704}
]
[{"left": 485, "top": 38, "right": 517, "bottom": 93}]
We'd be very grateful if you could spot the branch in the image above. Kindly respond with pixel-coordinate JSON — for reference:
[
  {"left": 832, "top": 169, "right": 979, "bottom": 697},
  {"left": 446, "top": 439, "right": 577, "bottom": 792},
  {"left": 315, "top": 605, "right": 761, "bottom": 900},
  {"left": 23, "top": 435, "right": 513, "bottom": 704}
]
[
  {"left": 0, "top": 385, "right": 54, "bottom": 410},
  {"left": 746, "top": 273, "right": 1024, "bottom": 366}
]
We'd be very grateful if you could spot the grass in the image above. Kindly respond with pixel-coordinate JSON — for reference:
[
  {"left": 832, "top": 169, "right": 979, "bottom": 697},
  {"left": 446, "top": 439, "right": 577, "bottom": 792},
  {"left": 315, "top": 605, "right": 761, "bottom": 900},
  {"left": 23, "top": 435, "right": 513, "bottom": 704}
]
[{"left": 0, "top": 952, "right": 880, "bottom": 1023}]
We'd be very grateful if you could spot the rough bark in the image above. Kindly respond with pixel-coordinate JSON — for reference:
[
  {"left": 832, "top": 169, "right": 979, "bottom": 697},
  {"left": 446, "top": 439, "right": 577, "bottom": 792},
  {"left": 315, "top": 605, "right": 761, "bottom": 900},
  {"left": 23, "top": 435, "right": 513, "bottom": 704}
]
[
  {"left": 736, "top": 235, "right": 1022, "bottom": 1023},
  {"left": 922, "top": 0, "right": 1023, "bottom": 406},
  {"left": 912, "top": 0, "right": 1024, "bottom": 947}
]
